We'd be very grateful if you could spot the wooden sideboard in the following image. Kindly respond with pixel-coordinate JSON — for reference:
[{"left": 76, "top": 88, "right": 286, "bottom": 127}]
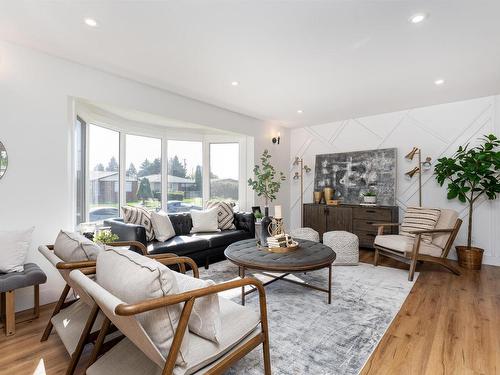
[{"left": 302, "top": 203, "right": 399, "bottom": 248}]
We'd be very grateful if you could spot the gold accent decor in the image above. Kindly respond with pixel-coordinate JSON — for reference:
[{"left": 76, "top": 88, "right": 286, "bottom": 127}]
[
  {"left": 326, "top": 199, "right": 340, "bottom": 206},
  {"left": 293, "top": 156, "right": 312, "bottom": 225},
  {"left": 323, "top": 187, "right": 334, "bottom": 201},
  {"left": 313, "top": 191, "right": 323, "bottom": 204},
  {"left": 404, "top": 147, "right": 432, "bottom": 206}
]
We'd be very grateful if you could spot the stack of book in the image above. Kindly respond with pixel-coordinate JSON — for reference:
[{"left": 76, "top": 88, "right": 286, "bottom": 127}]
[{"left": 267, "top": 234, "right": 292, "bottom": 248}]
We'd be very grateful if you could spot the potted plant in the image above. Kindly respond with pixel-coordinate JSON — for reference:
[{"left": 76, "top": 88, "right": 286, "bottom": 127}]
[
  {"left": 434, "top": 134, "right": 500, "bottom": 270},
  {"left": 248, "top": 150, "right": 286, "bottom": 246},
  {"left": 254, "top": 211, "right": 263, "bottom": 223},
  {"left": 362, "top": 191, "right": 377, "bottom": 204},
  {"left": 94, "top": 229, "right": 119, "bottom": 244}
]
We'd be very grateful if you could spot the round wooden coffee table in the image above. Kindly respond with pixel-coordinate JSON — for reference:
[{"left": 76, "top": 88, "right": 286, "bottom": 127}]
[{"left": 225, "top": 238, "right": 336, "bottom": 304}]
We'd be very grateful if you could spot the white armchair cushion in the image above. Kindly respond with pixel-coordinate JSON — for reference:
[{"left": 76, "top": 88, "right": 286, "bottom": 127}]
[
  {"left": 174, "top": 272, "right": 221, "bottom": 343},
  {"left": 374, "top": 234, "right": 443, "bottom": 257},
  {"left": 0, "top": 227, "right": 34, "bottom": 273},
  {"left": 54, "top": 230, "right": 103, "bottom": 262},
  {"left": 400, "top": 207, "right": 441, "bottom": 243},
  {"left": 96, "top": 248, "right": 189, "bottom": 365},
  {"left": 190, "top": 208, "right": 220, "bottom": 233},
  {"left": 151, "top": 210, "right": 176, "bottom": 242}
]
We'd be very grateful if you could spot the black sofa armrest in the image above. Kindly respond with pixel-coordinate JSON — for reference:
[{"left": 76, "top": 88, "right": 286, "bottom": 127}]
[
  {"left": 104, "top": 218, "right": 147, "bottom": 246},
  {"left": 234, "top": 212, "right": 255, "bottom": 238}
]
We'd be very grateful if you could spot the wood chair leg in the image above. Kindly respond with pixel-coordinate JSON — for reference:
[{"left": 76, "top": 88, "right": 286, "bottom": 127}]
[
  {"left": 4, "top": 290, "right": 15, "bottom": 336},
  {"left": 41, "top": 284, "right": 71, "bottom": 341},
  {"left": 34, "top": 285, "right": 40, "bottom": 318},
  {"left": 65, "top": 303, "right": 100, "bottom": 375},
  {"left": 87, "top": 317, "right": 111, "bottom": 369},
  {"left": 408, "top": 258, "right": 417, "bottom": 281},
  {"left": 373, "top": 248, "right": 380, "bottom": 266}
]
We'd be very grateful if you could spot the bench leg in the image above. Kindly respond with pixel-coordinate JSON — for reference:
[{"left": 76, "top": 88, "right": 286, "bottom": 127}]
[
  {"left": 5, "top": 290, "right": 15, "bottom": 336},
  {"left": 34, "top": 285, "right": 40, "bottom": 319}
]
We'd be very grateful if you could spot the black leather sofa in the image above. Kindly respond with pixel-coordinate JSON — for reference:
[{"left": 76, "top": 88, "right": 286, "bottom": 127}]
[{"left": 104, "top": 212, "right": 255, "bottom": 267}]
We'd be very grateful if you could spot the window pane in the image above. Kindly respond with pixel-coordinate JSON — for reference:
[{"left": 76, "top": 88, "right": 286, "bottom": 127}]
[
  {"left": 167, "top": 140, "right": 202, "bottom": 212},
  {"left": 75, "top": 117, "right": 86, "bottom": 225},
  {"left": 88, "top": 125, "right": 120, "bottom": 222},
  {"left": 210, "top": 143, "right": 239, "bottom": 203},
  {"left": 126, "top": 135, "right": 162, "bottom": 210}
]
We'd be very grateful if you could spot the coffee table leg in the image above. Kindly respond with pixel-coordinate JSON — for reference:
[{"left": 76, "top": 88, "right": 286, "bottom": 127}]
[
  {"left": 239, "top": 266, "right": 246, "bottom": 306},
  {"left": 328, "top": 264, "right": 332, "bottom": 304}
]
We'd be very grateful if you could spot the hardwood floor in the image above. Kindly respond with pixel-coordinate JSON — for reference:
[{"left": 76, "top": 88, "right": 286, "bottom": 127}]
[{"left": 1, "top": 250, "right": 498, "bottom": 375}]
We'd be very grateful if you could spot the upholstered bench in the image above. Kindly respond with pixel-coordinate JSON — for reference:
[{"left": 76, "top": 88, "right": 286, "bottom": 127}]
[
  {"left": 0, "top": 263, "right": 47, "bottom": 336},
  {"left": 323, "top": 231, "right": 359, "bottom": 265}
]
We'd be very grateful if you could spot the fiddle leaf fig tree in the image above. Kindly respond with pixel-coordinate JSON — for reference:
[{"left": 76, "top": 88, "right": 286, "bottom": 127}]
[
  {"left": 248, "top": 150, "right": 286, "bottom": 206},
  {"left": 434, "top": 134, "right": 500, "bottom": 247}
]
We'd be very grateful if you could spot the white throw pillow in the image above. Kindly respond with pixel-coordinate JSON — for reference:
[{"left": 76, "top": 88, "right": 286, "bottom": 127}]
[
  {"left": 0, "top": 227, "right": 34, "bottom": 273},
  {"left": 174, "top": 271, "right": 221, "bottom": 343},
  {"left": 190, "top": 208, "right": 220, "bottom": 233},
  {"left": 96, "top": 248, "right": 189, "bottom": 365},
  {"left": 54, "top": 230, "right": 103, "bottom": 262},
  {"left": 151, "top": 210, "right": 176, "bottom": 242}
]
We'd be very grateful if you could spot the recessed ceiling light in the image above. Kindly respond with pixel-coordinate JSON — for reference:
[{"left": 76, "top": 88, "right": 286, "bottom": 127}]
[
  {"left": 297, "top": 110, "right": 303, "bottom": 114},
  {"left": 84, "top": 18, "right": 98, "bottom": 27},
  {"left": 434, "top": 78, "right": 445, "bottom": 85},
  {"left": 409, "top": 13, "right": 427, "bottom": 24},
  {"left": 231, "top": 81, "right": 239, "bottom": 86}
]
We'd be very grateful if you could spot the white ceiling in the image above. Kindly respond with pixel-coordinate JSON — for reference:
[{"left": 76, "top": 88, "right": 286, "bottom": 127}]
[{"left": 1, "top": 1, "right": 499, "bottom": 128}]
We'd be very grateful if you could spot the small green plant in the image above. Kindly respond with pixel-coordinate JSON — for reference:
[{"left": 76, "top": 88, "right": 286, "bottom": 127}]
[
  {"left": 434, "top": 134, "right": 500, "bottom": 247},
  {"left": 248, "top": 150, "right": 286, "bottom": 206},
  {"left": 254, "top": 211, "right": 263, "bottom": 220},
  {"left": 362, "top": 191, "right": 377, "bottom": 197},
  {"left": 94, "top": 230, "right": 119, "bottom": 244}
]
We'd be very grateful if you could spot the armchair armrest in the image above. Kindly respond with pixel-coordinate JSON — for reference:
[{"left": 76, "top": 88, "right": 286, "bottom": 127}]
[
  {"left": 407, "top": 228, "right": 455, "bottom": 235},
  {"left": 234, "top": 212, "right": 256, "bottom": 238},
  {"left": 108, "top": 240, "right": 148, "bottom": 255},
  {"left": 104, "top": 218, "right": 147, "bottom": 246},
  {"left": 115, "top": 277, "right": 266, "bottom": 316}
]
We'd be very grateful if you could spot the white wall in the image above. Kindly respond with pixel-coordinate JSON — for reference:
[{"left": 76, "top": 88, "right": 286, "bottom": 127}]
[
  {"left": 290, "top": 95, "right": 500, "bottom": 266},
  {"left": 0, "top": 40, "right": 290, "bottom": 311}
]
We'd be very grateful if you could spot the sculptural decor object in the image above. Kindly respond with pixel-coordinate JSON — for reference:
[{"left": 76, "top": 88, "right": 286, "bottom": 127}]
[{"left": 0, "top": 141, "right": 8, "bottom": 179}]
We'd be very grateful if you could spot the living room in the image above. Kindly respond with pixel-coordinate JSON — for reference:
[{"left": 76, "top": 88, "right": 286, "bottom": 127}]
[{"left": 0, "top": 2, "right": 499, "bottom": 375}]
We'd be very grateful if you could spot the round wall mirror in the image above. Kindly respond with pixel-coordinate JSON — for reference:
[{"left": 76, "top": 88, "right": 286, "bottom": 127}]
[{"left": 0, "top": 141, "right": 8, "bottom": 179}]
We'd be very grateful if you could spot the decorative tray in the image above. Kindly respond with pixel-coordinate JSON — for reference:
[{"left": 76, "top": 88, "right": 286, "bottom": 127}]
[{"left": 258, "top": 240, "right": 300, "bottom": 253}]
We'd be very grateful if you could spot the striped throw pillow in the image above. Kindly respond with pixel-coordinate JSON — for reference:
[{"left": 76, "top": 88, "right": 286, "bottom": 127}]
[
  {"left": 122, "top": 206, "right": 155, "bottom": 241},
  {"left": 206, "top": 201, "right": 236, "bottom": 230},
  {"left": 400, "top": 207, "right": 441, "bottom": 244}
]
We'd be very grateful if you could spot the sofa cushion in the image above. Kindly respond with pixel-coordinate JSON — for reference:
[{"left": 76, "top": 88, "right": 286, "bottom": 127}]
[
  {"left": 190, "top": 208, "right": 219, "bottom": 233},
  {"left": 151, "top": 210, "right": 176, "bottom": 242},
  {"left": 400, "top": 207, "right": 441, "bottom": 244},
  {"left": 147, "top": 236, "right": 210, "bottom": 256},
  {"left": 174, "top": 272, "right": 221, "bottom": 343},
  {"left": 122, "top": 206, "right": 155, "bottom": 241},
  {"left": 190, "top": 230, "right": 251, "bottom": 249},
  {"left": 96, "top": 248, "right": 189, "bottom": 365},
  {"left": 205, "top": 201, "right": 236, "bottom": 230},
  {"left": 374, "top": 234, "right": 443, "bottom": 257},
  {"left": 54, "top": 230, "right": 103, "bottom": 262}
]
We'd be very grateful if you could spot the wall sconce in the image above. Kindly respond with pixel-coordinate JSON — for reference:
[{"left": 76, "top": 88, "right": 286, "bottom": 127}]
[
  {"left": 404, "top": 147, "right": 432, "bottom": 206},
  {"left": 272, "top": 132, "right": 281, "bottom": 145},
  {"left": 293, "top": 156, "right": 311, "bottom": 225}
]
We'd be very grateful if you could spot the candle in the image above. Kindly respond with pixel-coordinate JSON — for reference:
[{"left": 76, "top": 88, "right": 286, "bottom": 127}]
[{"left": 274, "top": 205, "right": 282, "bottom": 219}]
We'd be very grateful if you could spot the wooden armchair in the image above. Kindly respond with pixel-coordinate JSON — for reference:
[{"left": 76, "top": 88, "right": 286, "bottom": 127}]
[
  {"left": 70, "top": 256, "right": 271, "bottom": 375},
  {"left": 373, "top": 208, "right": 462, "bottom": 281},
  {"left": 38, "top": 240, "right": 179, "bottom": 375}
]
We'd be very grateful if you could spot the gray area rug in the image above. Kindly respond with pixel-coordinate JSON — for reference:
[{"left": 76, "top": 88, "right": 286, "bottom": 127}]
[{"left": 201, "top": 261, "right": 417, "bottom": 375}]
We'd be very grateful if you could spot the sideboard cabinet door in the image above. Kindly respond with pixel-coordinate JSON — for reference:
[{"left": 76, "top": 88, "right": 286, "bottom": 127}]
[
  {"left": 325, "top": 206, "right": 352, "bottom": 232},
  {"left": 303, "top": 204, "right": 326, "bottom": 238}
]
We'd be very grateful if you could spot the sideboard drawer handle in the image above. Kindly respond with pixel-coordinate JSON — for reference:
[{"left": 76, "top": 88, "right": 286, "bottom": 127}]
[{"left": 366, "top": 210, "right": 376, "bottom": 213}]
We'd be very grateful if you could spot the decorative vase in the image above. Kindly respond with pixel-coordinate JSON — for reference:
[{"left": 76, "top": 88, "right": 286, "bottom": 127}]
[
  {"left": 313, "top": 191, "right": 324, "bottom": 204},
  {"left": 456, "top": 246, "right": 484, "bottom": 270},
  {"left": 323, "top": 187, "right": 334, "bottom": 202},
  {"left": 363, "top": 196, "right": 377, "bottom": 204},
  {"left": 260, "top": 206, "right": 272, "bottom": 247}
]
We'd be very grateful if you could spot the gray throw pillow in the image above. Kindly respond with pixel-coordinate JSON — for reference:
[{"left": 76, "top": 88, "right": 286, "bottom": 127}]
[{"left": 54, "top": 230, "right": 102, "bottom": 262}]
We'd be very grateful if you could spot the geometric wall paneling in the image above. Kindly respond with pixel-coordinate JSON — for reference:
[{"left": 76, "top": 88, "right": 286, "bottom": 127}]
[{"left": 290, "top": 95, "right": 500, "bottom": 265}]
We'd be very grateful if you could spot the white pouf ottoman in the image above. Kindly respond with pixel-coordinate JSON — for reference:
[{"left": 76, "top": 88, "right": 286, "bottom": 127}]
[
  {"left": 323, "top": 231, "right": 359, "bottom": 265},
  {"left": 289, "top": 227, "right": 320, "bottom": 242}
]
